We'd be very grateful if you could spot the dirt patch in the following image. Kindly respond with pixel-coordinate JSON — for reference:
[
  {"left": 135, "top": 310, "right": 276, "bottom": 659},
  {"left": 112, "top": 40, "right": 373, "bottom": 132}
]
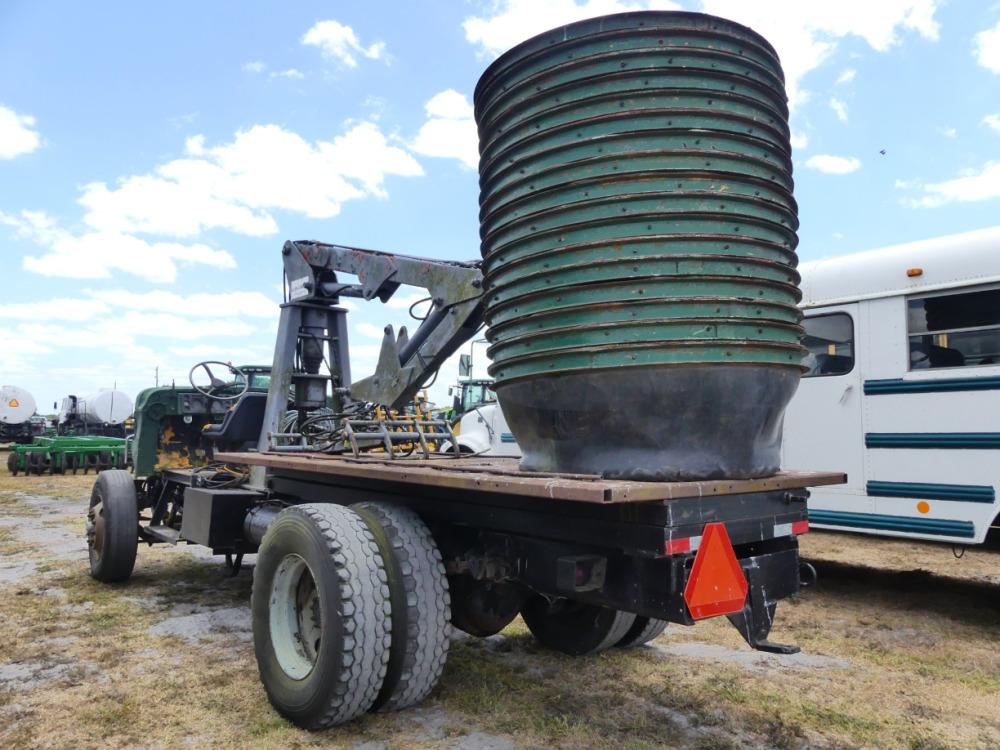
[
  {"left": 649, "top": 640, "right": 850, "bottom": 671},
  {"left": 148, "top": 605, "right": 252, "bottom": 642}
]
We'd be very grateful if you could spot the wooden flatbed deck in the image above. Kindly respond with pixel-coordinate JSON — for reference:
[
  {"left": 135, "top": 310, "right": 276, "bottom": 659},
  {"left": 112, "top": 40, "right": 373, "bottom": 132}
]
[{"left": 214, "top": 452, "right": 845, "bottom": 504}]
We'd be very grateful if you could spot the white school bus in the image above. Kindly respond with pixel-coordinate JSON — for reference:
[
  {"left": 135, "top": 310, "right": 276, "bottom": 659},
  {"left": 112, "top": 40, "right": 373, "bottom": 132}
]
[{"left": 783, "top": 226, "right": 1000, "bottom": 545}]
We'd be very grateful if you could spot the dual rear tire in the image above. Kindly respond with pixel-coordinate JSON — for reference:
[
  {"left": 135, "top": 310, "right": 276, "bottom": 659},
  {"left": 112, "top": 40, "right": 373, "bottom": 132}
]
[
  {"left": 521, "top": 595, "right": 667, "bottom": 655},
  {"left": 252, "top": 502, "right": 451, "bottom": 729}
]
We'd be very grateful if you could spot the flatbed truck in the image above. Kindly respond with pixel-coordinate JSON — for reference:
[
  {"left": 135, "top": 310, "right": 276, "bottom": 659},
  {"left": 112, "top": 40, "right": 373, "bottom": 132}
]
[{"left": 84, "top": 240, "right": 843, "bottom": 729}]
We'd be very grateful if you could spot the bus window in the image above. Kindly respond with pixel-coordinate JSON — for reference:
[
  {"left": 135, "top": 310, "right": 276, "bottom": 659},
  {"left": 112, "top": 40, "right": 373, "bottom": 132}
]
[
  {"left": 908, "top": 287, "right": 1000, "bottom": 369},
  {"left": 801, "top": 313, "right": 854, "bottom": 377}
]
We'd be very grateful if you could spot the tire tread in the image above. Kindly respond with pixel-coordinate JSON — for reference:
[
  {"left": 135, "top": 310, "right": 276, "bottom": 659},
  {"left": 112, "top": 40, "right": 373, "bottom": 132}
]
[
  {"left": 616, "top": 616, "right": 668, "bottom": 648},
  {"left": 355, "top": 502, "right": 451, "bottom": 711},
  {"left": 268, "top": 504, "right": 391, "bottom": 728},
  {"left": 89, "top": 469, "right": 138, "bottom": 583}
]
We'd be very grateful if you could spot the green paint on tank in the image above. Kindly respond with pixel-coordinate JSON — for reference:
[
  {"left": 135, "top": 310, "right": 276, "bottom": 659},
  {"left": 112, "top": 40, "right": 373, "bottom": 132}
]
[{"left": 475, "top": 10, "right": 803, "bottom": 386}]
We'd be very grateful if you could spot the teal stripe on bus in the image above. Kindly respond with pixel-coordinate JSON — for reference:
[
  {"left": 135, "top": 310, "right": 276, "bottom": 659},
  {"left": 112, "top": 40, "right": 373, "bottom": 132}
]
[
  {"left": 864, "top": 377, "right": 1000, "bottom": 395},
  {"left": 808, "top": 510, "right": 975, "bottom": 538},
  {"left": 865, "top": 433, "right": 1000, "bottom": 449},
  {"left": 500, "top": 433, "right": 518, "bottom": 443},
  {"left": 866, "top": 481, "right": 995, "bottom": 504}
]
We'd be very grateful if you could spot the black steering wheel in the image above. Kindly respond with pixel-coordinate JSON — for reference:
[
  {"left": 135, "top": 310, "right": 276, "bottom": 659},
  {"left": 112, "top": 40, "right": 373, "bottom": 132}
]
[{"left": 189, "top": 361, "right": 250, "bottom": 401}]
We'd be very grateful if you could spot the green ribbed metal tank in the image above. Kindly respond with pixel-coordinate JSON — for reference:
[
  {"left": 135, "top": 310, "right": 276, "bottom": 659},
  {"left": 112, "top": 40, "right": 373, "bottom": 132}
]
[{"left": 475, "top": 11, "right": 804, "bottom": 480}]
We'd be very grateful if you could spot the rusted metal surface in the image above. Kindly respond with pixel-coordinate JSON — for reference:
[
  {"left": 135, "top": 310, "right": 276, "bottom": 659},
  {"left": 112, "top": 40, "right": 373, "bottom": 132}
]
[
  {"left": 280, "top": 241, "right": 485, "bottom": 411},
  {"left": 214, "top": 451, "right": 844, "bottom": 504}
]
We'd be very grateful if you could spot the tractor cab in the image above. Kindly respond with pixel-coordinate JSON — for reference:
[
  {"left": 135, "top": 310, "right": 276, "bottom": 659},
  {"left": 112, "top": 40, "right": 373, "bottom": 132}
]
[
  {"left": 233, "top": 366, "right": 273, "bottom": 393},
  {"left": 450, "top": 378, "right": 496, "bottom": 416},
  {"left": 131, "top": 363, "right": 272, "bottom": 478}
]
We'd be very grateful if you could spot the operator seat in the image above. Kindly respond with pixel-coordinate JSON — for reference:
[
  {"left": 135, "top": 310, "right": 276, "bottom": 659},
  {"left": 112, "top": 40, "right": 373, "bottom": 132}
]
[{"left": 202, "top": 392, "right": 268, "bottom": 451}]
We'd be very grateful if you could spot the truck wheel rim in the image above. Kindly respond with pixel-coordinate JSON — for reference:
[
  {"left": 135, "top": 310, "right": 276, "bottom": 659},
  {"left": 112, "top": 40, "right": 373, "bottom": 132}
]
[
  {"left": 87, "top": 500, "right": 105, "bottom": 560},
  {"left": 270, "top": 553, "right": 321, "bottom": 680}
]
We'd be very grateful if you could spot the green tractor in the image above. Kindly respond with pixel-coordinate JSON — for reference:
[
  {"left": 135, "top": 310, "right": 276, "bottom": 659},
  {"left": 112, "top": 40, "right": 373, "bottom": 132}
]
[{"left": 130, "top": 363, "right": 272, "bottom": 477}]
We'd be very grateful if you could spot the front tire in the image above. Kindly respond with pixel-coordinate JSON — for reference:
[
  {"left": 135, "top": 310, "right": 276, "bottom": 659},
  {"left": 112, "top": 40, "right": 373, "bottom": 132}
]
[
  {"left": 521, "top": 596, "right": 636, "bottom": 656},
  {"left": 87, "top": 469, "right": 139, "bottom": 582},
  {"left": 251, "top": 504, "right": 392, "bottom": 729}
]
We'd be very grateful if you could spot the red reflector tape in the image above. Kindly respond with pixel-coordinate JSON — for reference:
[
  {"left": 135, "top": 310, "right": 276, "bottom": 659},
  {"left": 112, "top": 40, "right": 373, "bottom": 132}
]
[
  {"left": 665, "top": 534, "right": 702, "bottom": 556},
  {"left": 792, "top": 519, "right": 809, "bottom": 535},
  {"left": 683, "top": 522, "right": 748, "bottom": 620},
  {"left": 665, "top": 537, "right": 690, "bottom": 555}
]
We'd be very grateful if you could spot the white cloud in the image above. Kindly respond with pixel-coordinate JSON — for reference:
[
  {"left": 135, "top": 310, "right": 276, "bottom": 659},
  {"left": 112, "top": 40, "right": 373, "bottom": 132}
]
[
  {"left": 385, "top": 291, "right": 434, "bottom": 312},
  {"left": 243, "top": 61, "right": 267, "bottom": 74},
  {"left": 23, "top": 232, "right": 237, "bottom": 284},
  {"left": 464, "top": 2, "right": 941, "bottom": 108},
  {"left": 900, "top": 161, "right": 1000, "bottom": 208},
  {"left": 355, "top": 321, "right": 388, "bottom": 339},
  {"left": 4, "top": 118, "right": 423, "bottom": 288},
  {"left": 90, "top": 289, "right": 279, "bottom": 319},
  {"left": 983, "top": 113, "right": 1000, "bottom": 133},
  {"left": 0, "top": 104, "right": 42, "bottom": 159},
  {"left": 0, "top": 298, "right": 110, "bottom": 321},
  {"left": 836, "top": 68, "right": 857, "bottom": 85},
  {"left": 168, "top": 344, "right": 265, "bottom": 360},
  {"left": 77, "top": 122, "right": 423, "bottom": 239},
  {"left": 410, "top": 89, "right": 479, "bottom": 169},
  {"left": 0, "top": 288, "right": 283, "bottom": 406},
  {"left": 302, "top": 19, "right": 387, "bottom": 68},
  {"left": 1, "top": 210, "right": 236, "bottom": 284},
  {"left": 695, "top": 1, "right": 940, "bottom": 108},
  {"left": 271, "top": 68, "right": 305, "bottom": 80},
  {"left": 974, "top": 20, "right": 1000, "bottom": 73},
  {"left": 804, "top": 154, "right": 861, "bottom": 174},
  {"left": 464, "top": 0, "right": 681, "bottom": 58},
  {"left": 185, "top": 134, "right": 206, "bottom": 156},
  {"left": 829, "top": 97, "right": 849, "bottom": 123},
  {"left": 790, "top": 131, "right": 809, "bottom": 150},
  {"left": 940, "top": 126, "right": 957, "bottom": 138}
]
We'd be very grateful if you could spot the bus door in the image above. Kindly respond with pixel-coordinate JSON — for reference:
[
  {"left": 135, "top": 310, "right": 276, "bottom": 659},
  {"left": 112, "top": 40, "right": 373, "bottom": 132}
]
[{"left": 783, "top": 305, "right": 867, "bottom": 510}]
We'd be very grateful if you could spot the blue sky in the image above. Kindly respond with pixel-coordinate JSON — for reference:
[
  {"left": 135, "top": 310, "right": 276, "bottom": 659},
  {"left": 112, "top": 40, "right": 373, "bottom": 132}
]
[{"left": 1, "top": 0, "right": 999, "bottom": 410}]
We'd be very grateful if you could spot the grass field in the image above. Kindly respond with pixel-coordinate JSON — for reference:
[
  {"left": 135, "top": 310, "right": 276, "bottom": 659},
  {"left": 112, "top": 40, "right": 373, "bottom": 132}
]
[{"left": 1, "top": 472, "right": 998, "bottom": 749}]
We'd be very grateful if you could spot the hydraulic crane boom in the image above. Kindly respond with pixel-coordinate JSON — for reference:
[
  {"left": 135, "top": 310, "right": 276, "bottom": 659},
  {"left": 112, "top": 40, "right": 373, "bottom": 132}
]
[{"left": 258, "top": 240, "right": 485, "bottom": 455}]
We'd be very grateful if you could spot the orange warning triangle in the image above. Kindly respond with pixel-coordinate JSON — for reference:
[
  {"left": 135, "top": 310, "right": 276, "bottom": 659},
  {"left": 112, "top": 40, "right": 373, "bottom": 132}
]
[{"left": 683, "top": 522, "right": 748, "bottom": 620}]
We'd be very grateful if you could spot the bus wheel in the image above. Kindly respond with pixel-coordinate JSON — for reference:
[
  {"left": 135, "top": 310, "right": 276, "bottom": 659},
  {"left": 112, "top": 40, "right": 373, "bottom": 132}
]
[
  {"left": 87, "top": 470, "right": 139, "bottom": 582},
  {"left": 353, "top": 502, "right": 451, "bottom": 712},
  {"left": 615, "top": 617, "right": 668, "bottom": 648},
  {"left": 252, "top": 504, "right": 391, "bottom": 729},
  {"left": 521, "top": 596, "right": 636, "bottom": 656}
]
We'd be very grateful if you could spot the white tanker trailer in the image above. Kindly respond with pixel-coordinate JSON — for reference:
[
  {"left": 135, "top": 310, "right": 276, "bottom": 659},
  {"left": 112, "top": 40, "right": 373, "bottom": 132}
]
[
  {"left": 0, "top": 385, "right": 38, "bottom": 444},
  {"left": 58, "top": 389, "right": 134, "bottom": 437}
]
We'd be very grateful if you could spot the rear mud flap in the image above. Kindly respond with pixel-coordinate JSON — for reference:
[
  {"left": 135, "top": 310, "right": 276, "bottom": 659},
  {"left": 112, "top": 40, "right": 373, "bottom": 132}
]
[{"left": 727, "top": 548, "right": 801, "bottom": 654}]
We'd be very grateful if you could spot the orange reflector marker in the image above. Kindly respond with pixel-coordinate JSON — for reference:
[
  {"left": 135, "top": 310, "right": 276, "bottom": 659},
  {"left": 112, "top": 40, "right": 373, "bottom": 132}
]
[
  {"left": 683, "top": 522, "right": 748, "bottom": 620},
  {"left": 907, "top": 267, "right": 923, "bottom": 277}
]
